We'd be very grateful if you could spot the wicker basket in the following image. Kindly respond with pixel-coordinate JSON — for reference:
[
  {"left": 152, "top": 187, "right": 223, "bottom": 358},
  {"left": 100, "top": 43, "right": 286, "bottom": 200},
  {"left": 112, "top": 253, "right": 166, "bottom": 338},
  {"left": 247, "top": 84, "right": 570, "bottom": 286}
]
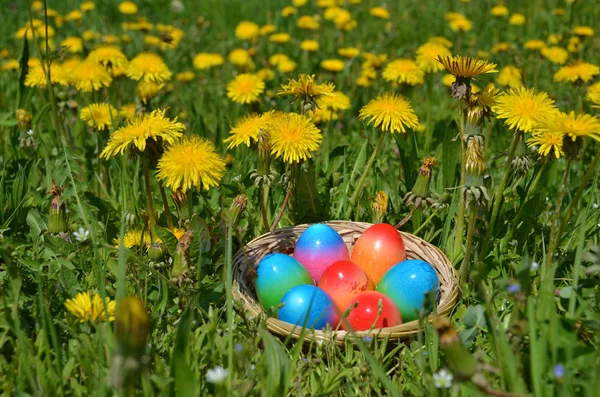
[{"left": 232, "top": 221, "right": 459, "bottom": 345}]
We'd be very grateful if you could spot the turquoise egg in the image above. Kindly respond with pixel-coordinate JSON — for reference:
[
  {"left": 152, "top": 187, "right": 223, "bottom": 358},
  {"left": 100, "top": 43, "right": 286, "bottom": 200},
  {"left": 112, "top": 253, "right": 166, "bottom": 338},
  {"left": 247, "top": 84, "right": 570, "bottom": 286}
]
[
  {"left": 376, "top": 259, "right": 439, "bottom": 322},
  {"left": 278, "top": 285, "right": 339, "bottom": 330},
  {"left": 256, "top": 253, "right": 313, "bottom": 310}
]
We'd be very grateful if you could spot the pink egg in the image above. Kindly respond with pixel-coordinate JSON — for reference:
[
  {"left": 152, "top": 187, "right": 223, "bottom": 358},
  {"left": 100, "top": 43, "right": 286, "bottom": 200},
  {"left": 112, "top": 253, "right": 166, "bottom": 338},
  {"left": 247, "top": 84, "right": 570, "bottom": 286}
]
[{"left": 294, "top": 224, "right": 350, "bottom": 282}]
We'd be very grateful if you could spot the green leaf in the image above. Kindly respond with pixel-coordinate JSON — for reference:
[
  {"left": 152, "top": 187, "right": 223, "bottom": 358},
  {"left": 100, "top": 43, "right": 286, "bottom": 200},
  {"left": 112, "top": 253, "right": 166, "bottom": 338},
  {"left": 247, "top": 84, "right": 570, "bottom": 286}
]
[
  {"left": 169, "top": 307, "right": 197, "bottom": 397},
  {"left": 462, "top": 305, "right": 486, "bottom": 328},
  {"left": 154, "top": 228, "right": 179, "bottom": 257},
  {"left": 442, "top": 120, "right": 460, "bottom": 190},
  {"left": 17, "top": 36, "right": 29, "bottom": 109}
]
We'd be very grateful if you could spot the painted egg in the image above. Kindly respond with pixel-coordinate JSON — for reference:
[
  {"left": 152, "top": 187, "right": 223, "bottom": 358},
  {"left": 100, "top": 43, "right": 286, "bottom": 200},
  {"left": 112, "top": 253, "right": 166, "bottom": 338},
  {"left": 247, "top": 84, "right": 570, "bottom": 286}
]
[
  {"left": 376, "top": 259, "right": 439, "bottom": 323},
  {"left": 256, "top": 253, "right": 314, "bottom": 310},
  {"left": 318, "top": 260, "right": 374, "bottom": 314},
  {"left": 278, "top": 285, "right": 339, "bottom": 330},
  {"left": 294, "top": 224, "right": 350, "bottom": 282},
  {"left": 350, "top": 223, "right": 406, "bottom": 284},
  {"left": 343, "top": 291, "right": 402, "bottom": 331}
]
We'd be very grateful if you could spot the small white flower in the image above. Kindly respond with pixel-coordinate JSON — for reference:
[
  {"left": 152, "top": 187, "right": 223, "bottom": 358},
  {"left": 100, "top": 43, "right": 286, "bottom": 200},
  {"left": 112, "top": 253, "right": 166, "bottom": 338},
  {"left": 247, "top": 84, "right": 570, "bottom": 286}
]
[
  {"left": 27, "top": 129, "right": 34, "bottom": 136},
  {"left": 206, "top": 366, "right": 228, "bottom": 384},
  {"left": 594, "top": 203, "right": 599, "bottom": 209},
  {"left": 73, "top": 227, "right": 90, "bottom": 242},
  {"left": 546, "top": 197, "right": 549, "bottom": 201},
  {"left": 433, "top": 369, "right": 453, "bottom": 389},
  {"left": 530, "top": 261, "right": 539, "bottom": 272}
]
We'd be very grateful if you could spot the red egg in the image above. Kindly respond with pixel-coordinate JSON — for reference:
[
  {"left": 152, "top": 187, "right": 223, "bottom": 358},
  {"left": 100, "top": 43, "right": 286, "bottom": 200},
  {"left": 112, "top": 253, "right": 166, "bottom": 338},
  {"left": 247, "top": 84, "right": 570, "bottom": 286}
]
[
  {"left": 343, "top": 291, "right": 402, "bottom": 331},
  {"left": 350, "top": 223, "right": 406, "bottom": 284},
  {"left": 318, "top": 260, "right": 374, "bottom": 314}
]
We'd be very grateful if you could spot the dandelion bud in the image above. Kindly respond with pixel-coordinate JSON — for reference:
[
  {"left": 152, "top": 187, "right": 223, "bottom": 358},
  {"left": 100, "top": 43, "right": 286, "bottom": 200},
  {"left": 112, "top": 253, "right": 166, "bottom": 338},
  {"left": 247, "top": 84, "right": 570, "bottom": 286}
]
[
  {"left": 433, "top": 316, "right": 476, "bottom": 380},
  {"left": 412, "top": 156, "right": 437, "bottom": 198},
  {"left": 257, "top": 129, "right": 272, "bottom": 176},
  {"left": 172, "top": 230, "right": 192, "bottom": 280},
  {"left": 147, "top": 242, "right": 167, "bottom": 261},
  {"left": 226, "top": 194, "right": 248, "bottom": 227},
  {"left": 48, "top": 183, "right": 68, "bottom": 234},
  {"left": 171, "top": 188, "right": 191, "bottom": 220},
  {"left": 372, "top": 191, "right": 388, "bottom": 223},
  {"left": 465, "top": 136, "right": 486, "bottom": 176},
  {"left": 16, "top": 109, "right": 32, "bottom": 130},
  {"left": 115, "top": 296, "right": 150, "bottom": 356}
]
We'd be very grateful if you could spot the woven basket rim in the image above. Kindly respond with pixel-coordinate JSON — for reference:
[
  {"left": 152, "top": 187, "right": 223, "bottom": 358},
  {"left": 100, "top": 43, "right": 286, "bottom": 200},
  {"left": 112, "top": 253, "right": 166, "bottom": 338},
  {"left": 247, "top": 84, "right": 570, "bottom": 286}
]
[{"left": 232, "top": 221, "right": 459, "bottom": 344}]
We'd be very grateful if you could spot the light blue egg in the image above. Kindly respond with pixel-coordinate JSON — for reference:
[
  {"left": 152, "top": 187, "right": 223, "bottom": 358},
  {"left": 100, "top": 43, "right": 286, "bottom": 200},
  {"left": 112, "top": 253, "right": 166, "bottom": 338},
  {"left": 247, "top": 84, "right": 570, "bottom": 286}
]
[
  {"left": 376, "top": 259, "right": 439, "bottom": 322},
  {"left": 278, "top": 285, "right": 338, "bottom": 330}
]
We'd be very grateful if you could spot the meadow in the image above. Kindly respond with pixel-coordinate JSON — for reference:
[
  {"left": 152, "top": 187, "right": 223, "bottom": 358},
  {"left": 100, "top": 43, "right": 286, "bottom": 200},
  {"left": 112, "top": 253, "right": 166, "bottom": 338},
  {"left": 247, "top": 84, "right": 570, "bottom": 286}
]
[{"left": 0, "top": 0, "right": 599, "bottom": 395}]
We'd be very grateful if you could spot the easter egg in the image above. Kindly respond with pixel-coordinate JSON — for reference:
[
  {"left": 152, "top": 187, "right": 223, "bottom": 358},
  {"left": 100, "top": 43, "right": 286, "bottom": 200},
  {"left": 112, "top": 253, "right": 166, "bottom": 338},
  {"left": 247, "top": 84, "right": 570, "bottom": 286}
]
[
  {"left": 256, "top": 253, "right": 314, "bottom": 310},
  {"left": 343, "top": 291, "right": 402, "bottom": 331},
  {"left": 350, "top": 223, "right": 406, "bottom": 284},
  {"left": 294, "top": 224, "right": 350, "bottom": 282},
  {"left": 376, "top": 259, "right": 439, "bottom": 323},
  {"left": 318, "top": 260, "right": 374, "bottom": 314},
  {"left": 278, "top": 285, "right": 339, "bottom": 330}
]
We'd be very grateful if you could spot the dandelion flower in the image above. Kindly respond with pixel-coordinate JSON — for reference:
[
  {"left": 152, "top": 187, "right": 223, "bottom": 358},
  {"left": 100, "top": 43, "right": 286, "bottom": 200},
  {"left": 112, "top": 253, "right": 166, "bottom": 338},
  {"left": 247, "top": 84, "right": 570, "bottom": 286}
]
[
  {"left": 496, "top": 66, "right": 522, "bottom": 88},
  {"left": 490, "top": 5, "right": 509, "bottom": 17},
  {"left": 301, "top": 40, "right": 320, "bottom": 52},
  {"left": 527, "top": 130, "right": 565, "bottom": 158},
  {"left": 256, "top": 68, "right": 274, "bottom": 81},
  {"left": 2, "top": 59, "right": 19, "bottom": 72},
  {"left": 88, "top": 45, "right": 128, "bottom": 69},
  {"left": 296, "top": 15, "right": 320, "bottom": 30},
  {"left": 260, "top": 24, "right": 276, "bottom": 36},
  {"left": 449, "top": 16, "right": 472, "bottom": 32},
  {"left": 550, "top": 111, "right": 600, "bottom": 142},
  {"left": 277, "top": 59, "right": 297, "bottom": 73},
  {"left": 416, "top": 42, "right": 452, "bottom": 73},
  {"left": 541, "top": 46, "right": 568, "bottom": 64},
  {"left": 71, "top": 60, "right": 112, "bottom": 92},
  {"left": 359, "top": 93, "right": 419, "bottom": 133},
  {"left": 383, "top": 59, "right": 424, "bottom": 85},
  {"left": 193, "top": 53, "right": 224, "bottom": 70},
  {"left": 65, "top": 291, "right": 116, "bottom": 323},
  {"left": 554, "top": 62, "right": 599, "bottom": 83},
  {"left": 268, "top": 113, "right": 322, "bottom": 163},
  {"left": 80, "top": 103, "right": 119, "bottom": 130},
  {"left": 25, "top": 64, "right": 69, "bottom": 88},
  {"left": 235, "top": 21, "right": 260, "bottom": 41},
  {"left": 127, "top": 52, "right": 171, "bottom": 83},
  {"left": 321, "top": 59, "right": 345, "bottom": 72},
  {"left": 228, "top": 48, "right": 253, "bottom": 67},
  {"left": 281, "top": 6, "right": 297, "bottom": 17},
  {"left": 278, "top": 74, "right": 335, "bottom": 102},
  {"left": 524, "top": 40, "right": 546, "bottom": 51},
  {"left": 137, "top": 81, "right": 163, "bottom": 104},
  {"left": 224, "top": 113, "right": 272, "bottom": 149},
  {"left": 119, "top": 103, "right": 137, "bottom": 120},
  {"left": 573, "top": 26, "right": 594, "bottom": 37},
  {"left": 100, "top": 109, "right": 185, "bottom": 158},
  {"left": 370, "top": 7, "right": 390, "bottom": 19},
  {"left": 118, "top": 1, "right": 138, "bottom": 14},
  {"left": 494, "top": 87, "right": 557, "bottom": 133},
  {"left": 119, "top": 229, "right": 151, "bottom": 248},
  {"left": 176, "top": 71, "right": 195, "bottom": 82},
  {"left": 437, "top": 55, "right": 497, "bottom": 78},
  {"left": 317, "top": 91, "right": 351, "bottom": 111},
  {"left": 270, "top": 33, "right": 291, "bottom": 44},
  {"left": 491, "top": 42, "right": 511, "bottom": 54},
  {"left": 226, "top": 73, "right": 265, "bottom": 104},
  {"left": 156, "top": 135, "right": 226, "bottom": 191},
  {"left": 338, "top": 47, "right": 360, "bottom": 58},
  {"left": 587, "top": 82, "right": 600, "bottom": 108},
  {"left": 61, "top": 37, "right": 83, "bottom": 53},
  {"left": 509, "top": 13, "right": 526, "bottom": 25}
]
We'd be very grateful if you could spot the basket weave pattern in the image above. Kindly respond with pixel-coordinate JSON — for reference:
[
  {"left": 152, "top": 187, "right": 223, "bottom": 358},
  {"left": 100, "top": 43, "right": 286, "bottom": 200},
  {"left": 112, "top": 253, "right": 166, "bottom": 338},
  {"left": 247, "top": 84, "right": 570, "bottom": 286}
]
[{"left": 232, "top": 221, "right": 459, "bottom": 344}]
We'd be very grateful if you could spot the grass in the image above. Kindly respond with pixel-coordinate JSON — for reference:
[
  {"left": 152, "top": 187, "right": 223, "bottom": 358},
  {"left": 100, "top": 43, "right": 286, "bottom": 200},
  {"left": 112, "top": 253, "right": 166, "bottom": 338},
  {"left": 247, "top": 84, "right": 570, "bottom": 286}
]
[{"left": 1, "top": 0, "right": 600, "bottom": 395}]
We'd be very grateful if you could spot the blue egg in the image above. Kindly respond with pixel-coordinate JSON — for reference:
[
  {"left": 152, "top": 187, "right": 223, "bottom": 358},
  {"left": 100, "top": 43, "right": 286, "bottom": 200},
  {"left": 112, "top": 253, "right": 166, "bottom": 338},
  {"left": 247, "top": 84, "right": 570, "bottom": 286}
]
[
  {"left": 294, "top": 224, "right": 349, "bottom": 282},
  {"left": 278, "top": 285, "right": 339, "bottom": 330},
  {"left": 256, "top": 253, "right": 314, "bottom": 310},
  {"left": 376, "top": 259, "right": 439, "bottom": 323}
]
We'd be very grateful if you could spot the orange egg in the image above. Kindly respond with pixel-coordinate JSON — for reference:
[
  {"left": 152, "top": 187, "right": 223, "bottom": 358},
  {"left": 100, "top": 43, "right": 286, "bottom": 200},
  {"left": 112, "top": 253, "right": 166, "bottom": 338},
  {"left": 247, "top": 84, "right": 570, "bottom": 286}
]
[{"left": 350, "top": 223, "right": 406, "bottom": 284}]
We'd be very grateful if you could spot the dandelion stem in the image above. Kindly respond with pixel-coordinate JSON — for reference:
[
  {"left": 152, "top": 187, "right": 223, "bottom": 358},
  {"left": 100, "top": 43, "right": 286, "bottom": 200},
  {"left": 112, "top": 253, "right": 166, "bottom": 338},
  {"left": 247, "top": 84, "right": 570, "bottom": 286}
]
[
  {"left": 260, "top": 183, "right": 270, "bottom": 231},
  {"left": 508, "top": 161, "right": 547, "bottom": 238},
  {"left": 453, "top": 108, "right": 467, "bottom": 255},
  {"left": 479, "top": 133, "right": 521, "bottom": 260},
  {"left": 545, "top": 160, "right": 573, "bottom": 268},
  {"left": 225, "top": 220, "right": 234, "bottom": 392},
  {"left": 142, "top": 157, "right": 157, "bottom": 241},
  {"left": 460, "top": 206, "right": 477, "bottom": 286},
  {"left": 345, "top": 132, "right": 387, "bottom": 219},
  {"left": 158, "top": 183, "right": 174, "bottom": 230},
  {"left": 270, "top": 184, "right": 292, "bottom": 231}
]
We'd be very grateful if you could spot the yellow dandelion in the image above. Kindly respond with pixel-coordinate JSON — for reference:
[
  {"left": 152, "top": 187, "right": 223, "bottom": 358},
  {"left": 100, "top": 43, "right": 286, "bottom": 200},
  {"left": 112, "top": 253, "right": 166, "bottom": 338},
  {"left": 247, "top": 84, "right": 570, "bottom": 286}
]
[
  {"left": 224, "top": 113, "right": 272, "bottom": 149},
  {"left": 100, "top": 109, "right": 185, "bottom": 158},
  {"left": 156, "top": 135, "right": 226, "bottom": 191},
  {"left": 301, "top": 40, "right": 320, "bottom": 52},
  {"left": 278, "top": 59, "right": 297, "bottom": 73},
  {"left": 226, "top": 73, "right": 265, "bottom": 104},
  {"left": 137, "top": 81, "right": 163, "bottom": 104},
  {"left": 573, "top": 26, "right": 594, "bottom": 37},
  {"left": 496, "top": 66, "right": 522, "bottom": 88},
  {"left": 2, "top": 59, "right": 19, "bottom": 72},
  {"left": 25, "top": 64, "right": 69, "bottom": 88},
  {"left": 127, "top": 52, "right": 171, "bottom": 83},
  {"left": 550, "top": 111, "right": 600, "bottom": 142},
  {"left": 119, "top": 103, "right": 137, "bottom": 120},
  {"left": 270, "top": 33, "right": 291, "bottom": 44},
  {"left": 372, "top": 190, "right": 388, "bottom": 215},
  {"left": 229, "top": 48, "right": 253, "bottom": 67},
  {"left": 427, "top": 36, "right": 453, "bottom": 48},
  {"left": 493, "top": 87, "right": 557, "bottom": 133},
  {"left": 118, "top": 229, "right": 152, "bottom": 248},
  {"left": 587, "top": 82, "right": 600, "bottom": 108},
  {"left": 278, "top": 74, "right": 335, "bottom": 102},
  {"left": 296, "top": 15, "right": 320, "bottom": 30},
  {"left": 81, "top": 1, "right": 95, "bottom": 12},
  {"left": 260, "top": 24, "right": 276, "bottom": 36},
  {"left": 567, "top": 36, "right": 581, "bottom": 53},
  {"left": 71, "top": 61, "right": 112, "bottom": 92},
  {"left": 65, "top": 10, "right": 83, "bottom": 22},
  {"left": 524, "top": 40, "right": 546, "bottom": 51},
  {"left": 293, "top": 0, "right": 307, "bottom": 6},
  {"left": 317, "top": 91, "right": 351, "bottom": 111},
  {"left": 282, "top": 6, "right": 297, "bottom": 17},
  {"left": 383, "top": 59, "right": 425, "bottom": 85},
  {"left": 65, "top": 292, "right": 116, "bottom": 323},
  {"left": 268, "top": 113, "right": 322, "bottom": 163},
  {"left": 527, "top": 130, "right": 565, "bottom": 158},
  {"left": 256, "top": 68, "right": 275, "bottom": 81},
  {"left": 61, "top": 37, "right": 83, "bottom": 53},
  {"left": 554, "top": 62, "right": 599, "bottom": 83},
  {"left": 321, "top": 59, "right": 345, "bottom": 72},
  {"left": 370, "top": 6, "right": 390, "bottom": 19},
  {"left": 338, "top": 47, "right": 360, "bottom": 58},
  {"left": 359, "top": 93, "right": 419, "bottom": 133},
  {"left": 442, "top": 73, "right": 456, "bottom": 87},
  {"left": 541, "top": 46, "right": 568, "bottom": 65},
  {"left": 193, "top": 52, "right": 224, "bottom": 70},
  {"left": 449, "top": 16, "right": 472, "bottom": 32},
  {"left": 490, "top": 5, "right": 509, "bottom": 17},
  {"left": 118, "top": 1, "right": 138, "bottom": 14},
  {"left": 491, "top": 42, "right": 511, "bottom": 54},
  {"left": 437, "top": 55, "right": 497, "bottom": 78},
  {"left": 416, "top": 42, "right": 452, "bottom": 73},
  {"left": 80, "top": 103, "right": 118, "bottom": 131},
  {"left": 235, "top": 21, "right": 260, "bottom": 41},
  {"left": 87, "top": 45, "right": 128, "bottom": 69},
  {"left": 508, "top": 13, "right": 526, "bottom": 26}
]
